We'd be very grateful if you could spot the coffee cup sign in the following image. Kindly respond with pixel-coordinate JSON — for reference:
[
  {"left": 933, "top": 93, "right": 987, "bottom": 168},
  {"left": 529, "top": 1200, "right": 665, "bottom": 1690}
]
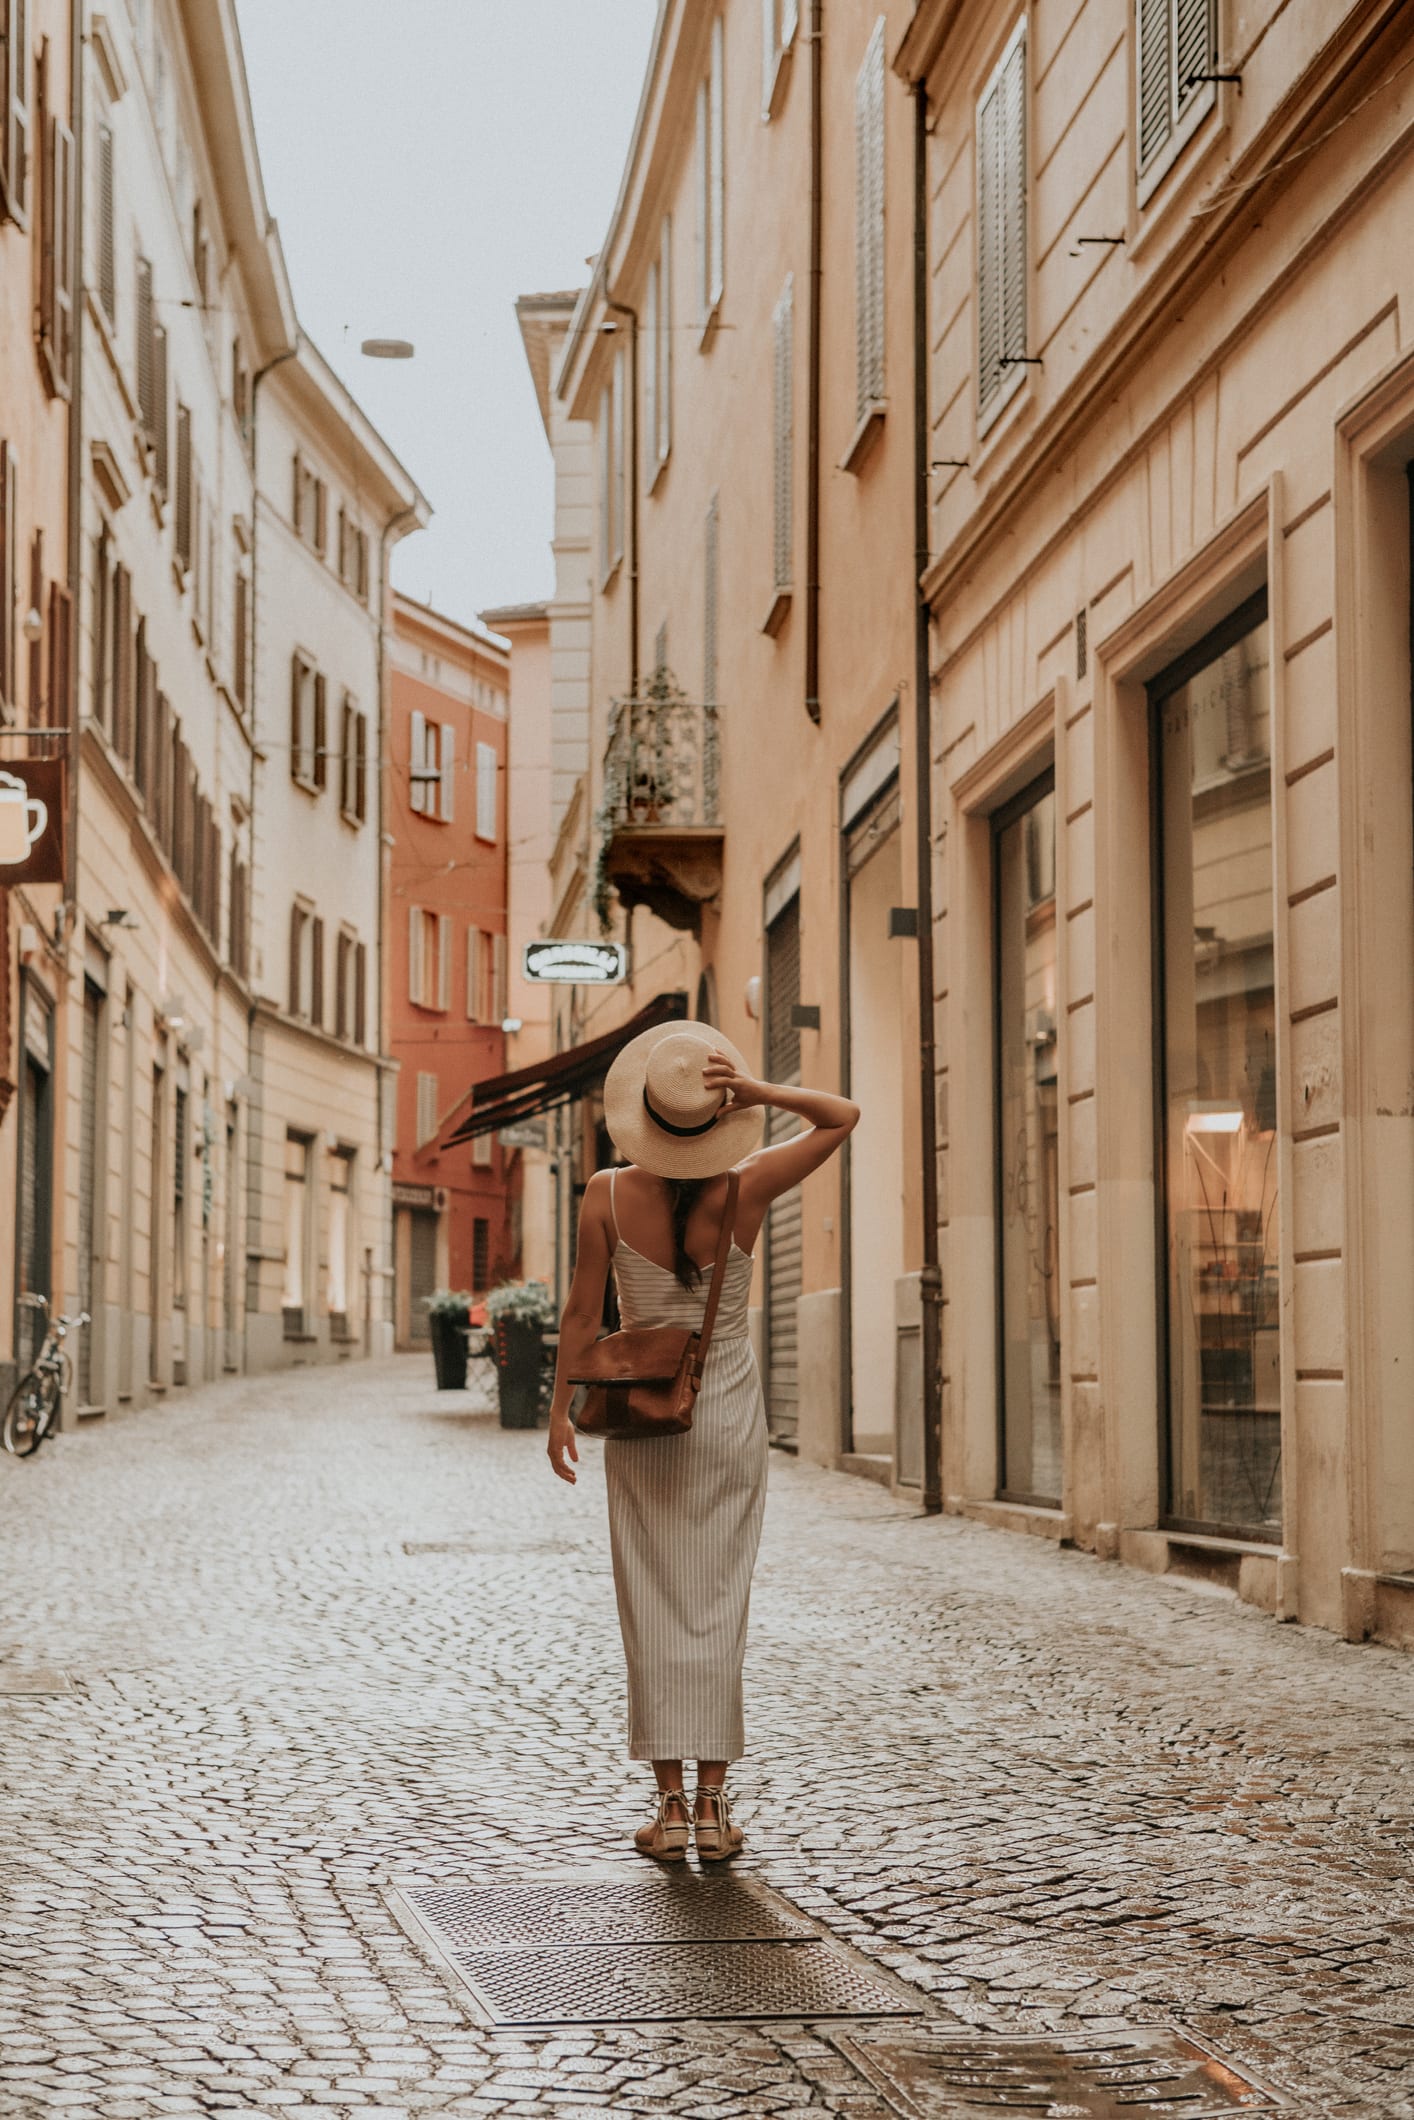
[
  {"left": 0, "top": 771, "right": 47, "bottom": 865},
  {"left": 0, "top": 759, "right": 65, "bottom": 884}
]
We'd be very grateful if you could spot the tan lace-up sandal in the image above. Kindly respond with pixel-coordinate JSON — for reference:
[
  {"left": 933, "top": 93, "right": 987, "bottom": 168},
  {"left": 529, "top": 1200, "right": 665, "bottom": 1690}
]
[
  {"left": 693, "top": 1784, "right": 744, "bottom": 1863},
  {"left": 634, "top": 1787, "right": 691, "bottom": 1863}
]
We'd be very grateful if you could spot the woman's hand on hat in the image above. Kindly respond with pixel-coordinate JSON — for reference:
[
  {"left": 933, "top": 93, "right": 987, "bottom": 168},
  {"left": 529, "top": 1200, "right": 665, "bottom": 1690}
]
[{"left": 702, "top": 1049, "right": 767, "bottom": 1109}]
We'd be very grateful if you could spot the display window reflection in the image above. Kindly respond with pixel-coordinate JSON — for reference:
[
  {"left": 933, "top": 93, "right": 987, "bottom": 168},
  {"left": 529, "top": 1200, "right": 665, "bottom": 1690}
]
[
  {"left": 1152, "top": 594, "right": 1281, "bottom": 1539},
  {"left": 994, "top": 772, "right": 1061, "bottom": 1506}
]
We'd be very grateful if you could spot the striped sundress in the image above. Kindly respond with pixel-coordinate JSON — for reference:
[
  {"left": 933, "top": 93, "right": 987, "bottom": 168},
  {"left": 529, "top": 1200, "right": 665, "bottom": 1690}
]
[{"left": 602, "top": 1166, "right": 768, "bottom": 1763}]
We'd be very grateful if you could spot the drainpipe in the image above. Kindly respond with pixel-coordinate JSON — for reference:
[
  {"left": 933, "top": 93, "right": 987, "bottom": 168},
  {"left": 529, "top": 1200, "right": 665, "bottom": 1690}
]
[
  {"left": 804, "top": 0, "right": 823, "bottom": 725},
  {"left": 912, "top": 79, "right": 943, "bottom": 1515},
  {"left": 376, "top": 503, "right": 422, "bottom": 1147},
  {"left": 63, "top": 0, "right": 84, "bottom": 936},
  {"left": 603, "top": 297, "right": 639, "bottom": 700}
]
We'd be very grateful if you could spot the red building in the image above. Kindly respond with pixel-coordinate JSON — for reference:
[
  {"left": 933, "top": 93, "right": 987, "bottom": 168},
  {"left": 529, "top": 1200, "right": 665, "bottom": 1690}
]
[{"left": 388, "top": 594, "right": 514, "bottom": 1345}]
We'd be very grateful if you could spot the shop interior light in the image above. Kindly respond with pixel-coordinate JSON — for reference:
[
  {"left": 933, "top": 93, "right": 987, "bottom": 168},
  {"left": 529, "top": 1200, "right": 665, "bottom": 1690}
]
[{"left": 1186, "top": 1105, "right": 1244, "bottom": 1133}]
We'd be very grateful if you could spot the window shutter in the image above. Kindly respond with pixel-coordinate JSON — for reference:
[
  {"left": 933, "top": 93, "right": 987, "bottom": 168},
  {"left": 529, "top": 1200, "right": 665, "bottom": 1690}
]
[
  {"left": 53, "top": 116, "right": 74, "bottom": 392},
  {"left": 1137, "top": 0, "right": 1170, "bottom": 168},
  {"left": 704, "top": 493, "right": 719, "bottom": 706},
  {"left": 334, "top": 932, "right": 349, "bottom": 1039},
  {"left": 314, "top": 479, "right": 327, "bottom": 555},
  {"left": 475, "top": 740, "right": 497, "bottom": 841},
  {"left": 96, "top": 120, "right": 115, "bottom": 324},
  {"left": 696, "top": 78, "right": 709, "bottom": 321},
  {"left": 437, "top": 914, "right": 452, "bottom": 1011},
  {"left": 977, "top": 25, "right": 1026, "bottom": 412},
  {"left": 772, "top": 279, "right": 793, "bottom": 591},
  {"left": 233, "top": 570, "right": 248, "bottom": 707},
  {"left": 709, "top": 16, "right": 725, "bottom": 309},
  {"left": 611, "top": 350, "right": 625, "bottom": 566},
  {"left": 643, "top": 259, "right": 657, "bottom": 486},
  {"left": 152, "top": 323, "right": 168, "bottom": 495},
  {"left": 289, "top": 905, "right": 303, "bottom": 1015},
  {"left": 291, "top": 451, "right": 303, "bottom": 533},
  {"left": 354, "top": 942, "right": 367, "bottom": 1046},
  {"left": 1000, "top": 33, "right": 1027, "bottom": 378},
  {"left": 290, "top": 655, "right": 305, "bottom": 782},
  {"left": 409, "top": 707, "right": 426, "bottom": 813},
  {"left": 762, "top": 0, "right": 775, "bottom": 115},
  {"left": 114, "top": 563, "right": 133, "bottom": 761},
  {"left": 5, "top": 0, "right": 30, "bottom": 226},
  {"left": 598, "top": 384, "right": 613, "bottom": 575},
  {"left": 466, "top": 925, "right": 482, "bottom": 1021},
  {"left": 175, "top": 404, "right": 192, "bottom": 569},
  {"left": 0, "top": 439, "right": 12, "bottom": 709},
  {"left": 310, "top": 918, "right": 324, "bottom": 1029},
  {"left": 136, "top": 255, "right": 155, "bottom": 434},
  {"left": 782, "top": 0, "right": 799, "bottom": 39},
  {"left": 1175, "top": 0, "right": 1214, "bottom": 122},
  {"left": 854, "top": 19, "right": 886, "bottom": 417},
  {"left": 493, "top": 933, "right": 507, "bottom": 1023},
  {"left": 408, "top": 905, "right": 424, "bottom": 1007},
  {"left": 46, "top": 579, "right": 70, "bottom": 730},
  {"left": 439, "top": 720, "right": 455, "bottom": 822},
  {"left": 312, "top": 672, "right": 327, "bottom": 790},
  {"left": 355, "top": 712, "right": 367, "bottom": 821},
  {"left": 93, "top": 531, "right": 110, "bottom": 726},
  {"left": 659, "top": 216, "right": 672, "bottom": 461}
]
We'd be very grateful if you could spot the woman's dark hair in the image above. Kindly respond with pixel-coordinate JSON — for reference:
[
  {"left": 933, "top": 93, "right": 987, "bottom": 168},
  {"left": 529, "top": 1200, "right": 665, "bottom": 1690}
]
[{"left": 665, "top": 1176, "right": 708, "bottom": 1292}]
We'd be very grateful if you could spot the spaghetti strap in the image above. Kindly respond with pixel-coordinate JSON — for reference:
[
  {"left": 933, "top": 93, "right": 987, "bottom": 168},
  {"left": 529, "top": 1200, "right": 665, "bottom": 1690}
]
[{"left": 608, "top": 1166, "right": 620, "bottom": 1248}]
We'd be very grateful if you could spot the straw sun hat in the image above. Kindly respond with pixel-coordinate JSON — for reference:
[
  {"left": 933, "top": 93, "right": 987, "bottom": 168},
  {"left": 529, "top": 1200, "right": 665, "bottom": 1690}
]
[{"left": 602, "top": 1022, "right": 764, "bottom": 1180}]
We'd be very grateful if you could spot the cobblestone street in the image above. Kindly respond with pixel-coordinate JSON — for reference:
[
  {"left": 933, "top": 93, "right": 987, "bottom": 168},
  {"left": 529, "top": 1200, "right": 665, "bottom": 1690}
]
[{"left": 2, "top": 1356, "right": 1413, "bottom": 2118}]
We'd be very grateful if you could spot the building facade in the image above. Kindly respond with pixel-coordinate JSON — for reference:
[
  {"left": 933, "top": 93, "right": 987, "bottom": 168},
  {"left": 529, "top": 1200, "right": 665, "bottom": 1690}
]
[
  {"left": 0, "top": 0, "right": 77, "bottom": 1399},
  {"left": 898, "top": 0, "right": 1414, "bottom": 1643},
  {"left": 387, "top": 592, "right": 513, "bottom": 1344}
]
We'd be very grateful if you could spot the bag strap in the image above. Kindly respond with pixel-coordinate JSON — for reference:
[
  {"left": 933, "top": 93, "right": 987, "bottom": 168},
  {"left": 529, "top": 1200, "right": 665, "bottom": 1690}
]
[{"left": 693, "top": 1170, "right": 740, "bottom": 1375}]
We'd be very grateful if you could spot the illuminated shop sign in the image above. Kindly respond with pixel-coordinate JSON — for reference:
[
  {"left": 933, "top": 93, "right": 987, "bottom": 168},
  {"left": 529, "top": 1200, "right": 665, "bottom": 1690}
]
[{"left": 522, "top": 940, "right": 628, "bottom": 985}]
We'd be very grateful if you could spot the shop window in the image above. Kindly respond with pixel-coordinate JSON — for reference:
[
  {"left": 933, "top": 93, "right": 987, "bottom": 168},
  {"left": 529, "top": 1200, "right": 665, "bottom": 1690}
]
[
  {"left": 993, "top": 771, "right": 1061, "bottom": 1506},
  {"left": 1152, "top": 593, "right": 1280, "bottom": 1539}
]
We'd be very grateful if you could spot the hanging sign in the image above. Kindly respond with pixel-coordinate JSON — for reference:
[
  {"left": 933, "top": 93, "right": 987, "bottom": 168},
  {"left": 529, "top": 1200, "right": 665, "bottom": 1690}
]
[
  {"left": 522, "top": 939, "right": 627, "bottom": 985},
  {"left": 0, "top": 759, "right": 65, "bottom": 885},
  {"left": 498, "top": 1119, "right": 548, "bottom": 1150}
]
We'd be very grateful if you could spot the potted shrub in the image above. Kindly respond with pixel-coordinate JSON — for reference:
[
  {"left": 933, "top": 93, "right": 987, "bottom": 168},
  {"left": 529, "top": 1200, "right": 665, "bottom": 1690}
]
[
  {"left": 424, "top": 1289, "right": 472, "bottom": 1391},
  {"left": 485, "top": 1280, "right": 556, "bottom": 1429}
]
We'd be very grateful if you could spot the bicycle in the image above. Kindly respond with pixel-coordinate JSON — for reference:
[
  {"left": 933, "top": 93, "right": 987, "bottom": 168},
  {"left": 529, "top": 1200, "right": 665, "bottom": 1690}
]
[{"left": 2, "top": 1295, "right": 89, "bottom": 1458}]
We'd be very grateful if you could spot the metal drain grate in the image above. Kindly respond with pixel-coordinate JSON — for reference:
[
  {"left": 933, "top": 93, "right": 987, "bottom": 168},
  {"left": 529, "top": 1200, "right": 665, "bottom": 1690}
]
[
  {"left": 410, "top": 1873, "right": 815, "bottom": 1948},
  {"left": 394, "top": 1873, "right": 922, "bottom": 2026},
  {"left": 830, "top": 2025, "right": 1282, "bottom": 2118}
]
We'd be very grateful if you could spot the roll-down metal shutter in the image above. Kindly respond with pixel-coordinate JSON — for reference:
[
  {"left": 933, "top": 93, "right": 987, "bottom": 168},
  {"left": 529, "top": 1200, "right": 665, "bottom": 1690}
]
[
  {"left": 409, "top": 1210, "right": 438, "bottom": 1342},
  {"left": 764, "top": 894, "right": 803, "bottom": 1447},
  {"left": 77, "top": 984, "right": 101, "bottom": 1402}
]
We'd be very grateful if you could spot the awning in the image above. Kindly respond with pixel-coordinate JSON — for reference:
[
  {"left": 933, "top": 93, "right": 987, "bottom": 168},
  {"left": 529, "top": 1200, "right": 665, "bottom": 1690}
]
[{"left": 444, "top": 990, "right": 688, "bottom": 1145}]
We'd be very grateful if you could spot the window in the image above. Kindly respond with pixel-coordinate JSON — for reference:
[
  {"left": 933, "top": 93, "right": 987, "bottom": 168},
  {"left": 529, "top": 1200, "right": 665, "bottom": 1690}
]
[
  {"left": 332, "top": 929, "right": 367, "bottom": 1044},
  {"left": 337, "top": 508, "right": 369, "bottom": 600},
  {"left": 136, "top": 254, "right": 157, "bottom": 440},
  {"left": 232, "top": 338, "right": 250, "bottom": 451},
  {"left": 190, "top": 196, "right": 209, "bottom": 309},
  {"left": 327, "top": 1150, "right": 354, "bottom": 1330},
  {"left": 1153, "top": 598, "right": 1280, "bottom": 1540},
  {"left": 472, "top": 1127, "right": 493, "bottom": 1170},
  {"left": 408, "top": 707, "right": 453, "bottom": 819},
  {"left": 38, "top": 95, "right": 75, "bottom": 398},
  {"left": 696, "top": 16, "right": 725, "bottom": 325},
  {"left": 96, "top": 118, "right": 115, "bottom": 325},
  {"left": 151, "top": 325, "right": 168, "bottom": 496},
  {"left": 174, "top": 403, "right": 193, "bottom": 571},
  {"left": 288, "top": 902, "right": 323, "bottom": 1025},
  {"left": 1, "top": 0, "right": 31, "bottom": 228},
  {"left": 228, "top": 845, "right": 249, "bottom": 978},
  {"left": 1137, "top": 0, "right": 1216, "bottom": 182},
  {"left": 282, "top": 1131, "right": 310, "bottom": 1334},
  {"left": 292, "top": 454, "right": 327, "bottom": 552},
  {"left": 644, "top": 217, "right": 672, "bottom": 483},
  {"left": 771, "top": 278, "right": 794, "bottom": 599},
  {"left": 232, "top": 568, "right": 249, "bottom": 708},
  {"left": 475, "top": 740, "right": 497, "bottom": 842},
  {"left": 761, "top": 0, "right": 798, "bottom": 117},
  {"left": 472, "top": 1216, "right": 490, "bottom": 1289},
  {"left": 976, "top": 21, "right": 1028, "bottom": 424},
  {"left": 415, "top": 1071, "right": 439, "bottom": 1148},
  {"left": 409, "top": 905, "right": 451, "bottom": 1011},
  {"left": 340, "top": 694, "right": 367, "bottom": 823},
  {"left": 854, "top": 19, "right": 886, "bottom": 423},
  {"left": 290, "top": 652, "right": 326, "bottom": 790}
]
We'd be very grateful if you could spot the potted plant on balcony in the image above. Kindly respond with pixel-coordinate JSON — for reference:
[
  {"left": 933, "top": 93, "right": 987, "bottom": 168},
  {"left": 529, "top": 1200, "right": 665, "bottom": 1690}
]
[
  {"left": 424, "top": 1288, "right": 472, "bottom": 1392},
  {"left": 484, "top": 1280, "right": 556, "bottom": 1429}
]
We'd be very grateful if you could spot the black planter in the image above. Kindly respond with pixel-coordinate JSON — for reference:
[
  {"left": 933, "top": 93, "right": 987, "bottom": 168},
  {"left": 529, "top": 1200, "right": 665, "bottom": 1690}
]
[
  {"left": 429, "top": 1308, "right": 469, "bottom": 1391},
  {"left": 494, "top": 1316, "right": 543, "bottom": 1428}
]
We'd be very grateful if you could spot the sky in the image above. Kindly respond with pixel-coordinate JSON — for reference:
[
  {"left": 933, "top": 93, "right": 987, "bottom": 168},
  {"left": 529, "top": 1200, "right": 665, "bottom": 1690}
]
[{"left": 234, "top": 0, "right": 659, "bottom": 627}]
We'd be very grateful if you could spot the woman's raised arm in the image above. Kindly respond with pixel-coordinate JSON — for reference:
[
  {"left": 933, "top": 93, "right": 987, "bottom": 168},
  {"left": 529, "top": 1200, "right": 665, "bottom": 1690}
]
[{"left": 700, "top": 1049, "right": 859, "bottom": 1220}]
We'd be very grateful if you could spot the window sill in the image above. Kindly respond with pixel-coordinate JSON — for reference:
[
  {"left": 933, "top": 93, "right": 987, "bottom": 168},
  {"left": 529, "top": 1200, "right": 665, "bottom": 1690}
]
[
  {"left": 839, "top": 401, "right": 886, "bottom": 475},
  {"left": 761, "top": 588, "right": 792, "bottom": 638}
]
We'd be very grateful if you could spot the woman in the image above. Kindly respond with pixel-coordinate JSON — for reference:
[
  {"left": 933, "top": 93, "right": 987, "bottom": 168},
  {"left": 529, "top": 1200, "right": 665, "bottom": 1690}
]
[{"left": 547, "top": 1021, "right": 858, "bottom": 1863}]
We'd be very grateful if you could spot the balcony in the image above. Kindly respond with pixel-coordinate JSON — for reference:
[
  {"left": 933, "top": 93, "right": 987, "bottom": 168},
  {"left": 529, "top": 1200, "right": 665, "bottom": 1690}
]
[{"left": 595, "top": 681, "right": 722, "bottom": 935}]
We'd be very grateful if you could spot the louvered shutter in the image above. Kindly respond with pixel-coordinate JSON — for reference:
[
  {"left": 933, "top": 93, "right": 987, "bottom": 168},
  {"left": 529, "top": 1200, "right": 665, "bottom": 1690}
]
[
  {"left": 772, "top": 280, "right": 793, "bottom": 591},
  {"left": 1137, "top": 0, "right": 1170, "bottom": 170},
  {"left": 53, "top": 116, "right": 74, "bottom": 391},
  {"left": 597, "top": 383, "right": 612, "bottom": 576},
  {"left": 659, "top": 217, "right": 672, "bottom": 460},
  {"left": 643, "top": 259, "right": 657, "bottom": 486},
  {"left": 437, "top": 914, "right": 452, "bottom": 1010},
  {"left": 466, "top": 925, "right": 482, "bottom": 1022},
  {"left": 977, "top": 24, "right": 1026, "bottom": 412},
  {"left": 492, "top": 933, "right": 507, "bottom": 1022},
  {"left": 782, "top": 0, "right": 798, "bottom": 39},
  {"left": 5, "top": 0, "right": 30, "bottom": 224},
  {"left": 611, "top": 349, "right": 626, "bottom": 566},
  {"left": 408, "top": 905, "right": 424, "bottom": 1007},
  {"left": 1000, "top": 34, "right": 1026, "bottom": 381},
  {"left": 46, "top": 579, "right": 70, "bottom": 730},
  {"left": 476, "top": 741, "right": 497, "bottom": 841},
  {"left": 312, "top": 673, "right": 327, "bottom": 789},
  {"left": 152, "top": 324, "right": 168, "bottom": 494},
  {"left": 289, "top": 906, "right": 303, "bottom": 1015},
  {"left": 709, "top": 16, "right": 725, "bottom": 308},
  {"left": 439, "top": 721, "right": 455, "bottom": 822},
  {"left": 409, "top": 707, "right": 426, "bottom": 813},
  {"left": 175, "top": 404, "right": 192, "bottom": 569},
  {"left": 355, "top": 712, "right": 367, "bottom": 821},
  {"left": 310, "top": 919, "right": 324, "bottom": 1029},
  {"left": 136, "top": 256, "right": 155, "bottom": 434},
  {"left": 1175, "top": 0, "right": 1214, "bottom": 121},
  {"left": 762, "top": 0, "right": 774, "bottom": 114},
  {"left": 290, "top": 654, "right": 305, "bottom": 781},
  {"left": 97, "top": 121, "right": 115, "bottom": 323},
  {"left": 695, "top": 79, "right": 709, "bottom": 320},
  {"left": 703, "top": 494, "right": 719, "bottom": 706},
  {"left": 354, "top": 942, "right": 367, "bottom": 1046},
  {"left": 854, "top": 19, "right": 885, "bottom": 417}
]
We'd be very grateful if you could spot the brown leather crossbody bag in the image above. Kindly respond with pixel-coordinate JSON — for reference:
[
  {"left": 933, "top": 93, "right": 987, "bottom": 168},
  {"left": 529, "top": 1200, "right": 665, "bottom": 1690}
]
[{"left": 569, "top": 1172, "right": 740, "bottom": 1440}]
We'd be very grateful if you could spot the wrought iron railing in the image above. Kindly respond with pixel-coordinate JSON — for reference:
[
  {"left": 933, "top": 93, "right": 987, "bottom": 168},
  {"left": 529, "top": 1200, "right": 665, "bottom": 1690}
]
[{"left": 601, "top": 676, "right": 720, "bottom": 835}]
